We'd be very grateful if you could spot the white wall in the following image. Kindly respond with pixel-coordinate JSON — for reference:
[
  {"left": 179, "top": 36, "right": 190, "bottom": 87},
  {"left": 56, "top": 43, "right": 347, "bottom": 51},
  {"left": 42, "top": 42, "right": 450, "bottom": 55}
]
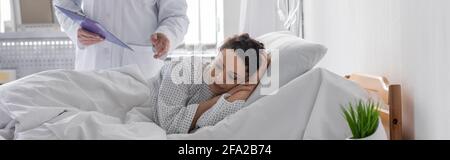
[{"left": 304, "top": 0, "right": 450, "bottom": 139}]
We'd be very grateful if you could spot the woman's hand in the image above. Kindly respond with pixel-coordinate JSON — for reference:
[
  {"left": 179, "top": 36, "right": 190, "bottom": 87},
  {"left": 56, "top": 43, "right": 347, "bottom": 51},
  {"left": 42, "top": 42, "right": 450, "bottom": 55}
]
[
  {"left": 226, "top": 84, "right": 258, "bottom": 102},
  {"left": 77, "top": 28, "right": 104, "bottom": 46}
]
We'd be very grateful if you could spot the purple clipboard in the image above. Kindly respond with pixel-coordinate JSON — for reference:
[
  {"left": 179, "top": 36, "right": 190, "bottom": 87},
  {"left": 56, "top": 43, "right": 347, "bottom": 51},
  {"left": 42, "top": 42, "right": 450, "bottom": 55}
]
[{"left": 55, "top": 6, "right": 134, "bottom": 51}]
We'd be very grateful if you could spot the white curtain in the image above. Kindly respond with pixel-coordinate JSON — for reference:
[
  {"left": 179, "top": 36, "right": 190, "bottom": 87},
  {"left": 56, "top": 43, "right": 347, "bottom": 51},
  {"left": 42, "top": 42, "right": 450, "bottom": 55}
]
[
  {"left": 239, "top": 0, "right": 302, "bottom": 37},
  {"left": 239, "top": 0, "right": 283, "bottom": 37}
]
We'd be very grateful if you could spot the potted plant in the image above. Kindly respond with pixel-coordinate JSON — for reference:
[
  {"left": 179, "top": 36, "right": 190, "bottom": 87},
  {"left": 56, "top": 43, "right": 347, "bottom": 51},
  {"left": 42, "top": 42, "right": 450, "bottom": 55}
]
[{"left": 342, "top": 100, "right": 382, "bottom": 140}]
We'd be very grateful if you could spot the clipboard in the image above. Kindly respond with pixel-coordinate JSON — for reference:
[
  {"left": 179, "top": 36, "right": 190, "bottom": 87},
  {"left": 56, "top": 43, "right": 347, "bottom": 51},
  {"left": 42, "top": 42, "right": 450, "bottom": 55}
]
[{"left": 55, "top": 6, "right": 134, "bottom": 51}]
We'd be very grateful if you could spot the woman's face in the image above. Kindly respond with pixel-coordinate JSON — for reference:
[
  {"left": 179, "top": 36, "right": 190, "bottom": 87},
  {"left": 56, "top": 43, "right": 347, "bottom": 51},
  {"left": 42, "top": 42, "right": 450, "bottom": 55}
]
[{"left": 210, "top": 50, "right": 248, "bottom": 93}]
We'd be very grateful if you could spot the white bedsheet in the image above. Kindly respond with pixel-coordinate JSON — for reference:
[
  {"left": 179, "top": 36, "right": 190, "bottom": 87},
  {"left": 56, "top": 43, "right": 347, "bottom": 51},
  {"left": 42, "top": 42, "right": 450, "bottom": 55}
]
[{"left": 0, "top": 65, "right": 386, "bottom": 140}]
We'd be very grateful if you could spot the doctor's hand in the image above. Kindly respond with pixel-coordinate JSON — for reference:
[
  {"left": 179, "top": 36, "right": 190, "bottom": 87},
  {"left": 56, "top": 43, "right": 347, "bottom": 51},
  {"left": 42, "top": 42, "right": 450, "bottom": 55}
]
[
  {"left": 77, "top": 28, "right": 104, "bottom": 46},
  {"left": 151, "top": 33, "right": 170, "bottom": 59}
]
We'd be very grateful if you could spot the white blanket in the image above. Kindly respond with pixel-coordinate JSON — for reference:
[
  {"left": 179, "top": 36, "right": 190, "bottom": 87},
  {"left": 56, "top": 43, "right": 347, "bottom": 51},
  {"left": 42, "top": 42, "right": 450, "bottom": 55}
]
[
  {"left": 0, "top": 66, "right": 386, "bottom": 140},
  {"left": 0, "top": 65, "right": 166, "bottom": 140}
]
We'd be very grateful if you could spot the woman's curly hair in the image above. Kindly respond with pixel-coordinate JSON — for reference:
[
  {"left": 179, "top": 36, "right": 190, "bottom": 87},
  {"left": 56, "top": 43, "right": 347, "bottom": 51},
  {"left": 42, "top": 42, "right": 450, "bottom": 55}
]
[{"left": 219, "top": 33, "right": 265, "bottom": 77}]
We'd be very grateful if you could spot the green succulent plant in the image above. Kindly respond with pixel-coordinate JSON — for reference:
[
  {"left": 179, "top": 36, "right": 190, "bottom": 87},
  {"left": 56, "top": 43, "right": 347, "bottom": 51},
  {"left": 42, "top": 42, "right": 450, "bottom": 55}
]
[{"left": 342, "top": 100, "right": 380, "bottom": 139}]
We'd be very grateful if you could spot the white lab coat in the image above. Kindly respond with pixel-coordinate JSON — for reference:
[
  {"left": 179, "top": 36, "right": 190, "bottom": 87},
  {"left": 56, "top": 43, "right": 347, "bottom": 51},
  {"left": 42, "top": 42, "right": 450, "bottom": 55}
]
[{"left": 53, "top": 0, "right": 189, "bottom": 79}]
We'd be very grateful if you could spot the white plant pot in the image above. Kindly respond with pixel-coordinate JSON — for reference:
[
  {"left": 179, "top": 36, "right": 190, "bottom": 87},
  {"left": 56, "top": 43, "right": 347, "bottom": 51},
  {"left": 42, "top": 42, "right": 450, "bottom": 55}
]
[{"left": 346, "top": 121, "right": 388, "bottom": 140}]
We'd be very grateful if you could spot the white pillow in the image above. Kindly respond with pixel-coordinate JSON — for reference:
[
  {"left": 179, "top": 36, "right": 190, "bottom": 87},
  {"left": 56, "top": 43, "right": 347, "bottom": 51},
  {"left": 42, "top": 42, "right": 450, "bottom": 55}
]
[{"left": 246, "top": 31, "right": 328, "bottom": 105}]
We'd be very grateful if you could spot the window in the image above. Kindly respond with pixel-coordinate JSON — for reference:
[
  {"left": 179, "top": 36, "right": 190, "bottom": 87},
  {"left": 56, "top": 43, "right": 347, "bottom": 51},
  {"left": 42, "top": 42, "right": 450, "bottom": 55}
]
[
  {"left": 0, "top": 0, "right": 13, "bottom": 33},
  {"left": 18, "top": 0, "right": 55, "bottom": 25},
  {"left": 278, "top": 0, "right": 303, "bottom": 37},
  {"left": 1, "top": 0, "right": 59, "bottom": 33},
  {"left": 179, "top": 0, "right": 224, "bottom": 55}
]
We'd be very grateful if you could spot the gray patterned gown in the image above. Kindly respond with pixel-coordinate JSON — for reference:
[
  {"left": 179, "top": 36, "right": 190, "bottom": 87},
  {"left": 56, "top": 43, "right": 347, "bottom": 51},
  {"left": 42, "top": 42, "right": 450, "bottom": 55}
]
[{"left": 146, "top": 58, "right": 245, "bottom": 134}]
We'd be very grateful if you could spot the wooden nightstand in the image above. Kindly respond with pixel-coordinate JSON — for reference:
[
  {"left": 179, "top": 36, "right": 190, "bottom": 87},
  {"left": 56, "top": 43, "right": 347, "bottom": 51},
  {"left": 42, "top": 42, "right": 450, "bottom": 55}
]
[{"left": 0, "top": 70, "right": 17, "bottom": 85}]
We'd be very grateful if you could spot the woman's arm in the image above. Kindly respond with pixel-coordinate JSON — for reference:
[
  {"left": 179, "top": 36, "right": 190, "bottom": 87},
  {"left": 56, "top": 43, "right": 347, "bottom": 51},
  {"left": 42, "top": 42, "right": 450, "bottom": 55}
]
[
  {"left": 189, "top": 85, "right": 253, "bottom": 131},
  {"left": 195, "top": 94, "right": 246, "bottom": 128},
  {"left": 190, "top": 96, "right": 221, "bottom": 131},
  {"left": 226, "top": 85, "right": 257, "bottom": 102},
  {"left": 193, "top": 85, "right": 258, "bottom": 129}
]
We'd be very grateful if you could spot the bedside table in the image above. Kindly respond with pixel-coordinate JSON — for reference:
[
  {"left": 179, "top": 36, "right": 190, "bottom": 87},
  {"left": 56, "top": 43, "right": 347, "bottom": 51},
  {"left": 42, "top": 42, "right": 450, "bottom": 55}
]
[{"left": 0, "top": 70, "right": 17, "bottom": 85}]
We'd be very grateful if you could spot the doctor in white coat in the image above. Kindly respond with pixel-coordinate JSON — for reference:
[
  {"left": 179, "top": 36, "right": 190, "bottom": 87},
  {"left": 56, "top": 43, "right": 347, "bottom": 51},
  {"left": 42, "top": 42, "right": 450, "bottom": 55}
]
[{"left": 53, "top": 0, "right": 189, "bottom": 79}]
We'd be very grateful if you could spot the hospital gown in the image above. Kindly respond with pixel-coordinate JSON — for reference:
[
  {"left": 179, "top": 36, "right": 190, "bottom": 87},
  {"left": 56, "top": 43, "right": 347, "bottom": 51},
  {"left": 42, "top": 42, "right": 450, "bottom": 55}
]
[{"left": 148, "top": 58, "right": 245, "bottom": 134}]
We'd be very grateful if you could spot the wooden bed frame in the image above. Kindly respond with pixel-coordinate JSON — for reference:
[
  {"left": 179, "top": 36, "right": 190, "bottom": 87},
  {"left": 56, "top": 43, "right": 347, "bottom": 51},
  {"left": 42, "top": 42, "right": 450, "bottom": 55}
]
[{"left": 345, "top": 74, "right": 403, "bottom": 140}]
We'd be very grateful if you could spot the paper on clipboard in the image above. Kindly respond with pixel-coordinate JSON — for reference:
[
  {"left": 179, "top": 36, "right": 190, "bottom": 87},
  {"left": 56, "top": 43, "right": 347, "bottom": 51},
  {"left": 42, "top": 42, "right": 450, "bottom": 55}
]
[{"left": 55, "top": 6, "right": 134, "bottom": 52}]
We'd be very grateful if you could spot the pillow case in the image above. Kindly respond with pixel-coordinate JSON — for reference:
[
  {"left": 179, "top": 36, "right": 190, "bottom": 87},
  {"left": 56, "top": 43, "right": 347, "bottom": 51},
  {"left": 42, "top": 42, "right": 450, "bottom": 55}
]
[{"left": 245, "top": 31, "right": 328, "bottom": 105}]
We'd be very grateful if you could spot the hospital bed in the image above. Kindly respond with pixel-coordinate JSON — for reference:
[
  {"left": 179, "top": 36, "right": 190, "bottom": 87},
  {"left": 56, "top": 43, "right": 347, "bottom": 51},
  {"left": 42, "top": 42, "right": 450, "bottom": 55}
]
[{"left": 0, "top": 32, "right": 402, "bottom": 140}]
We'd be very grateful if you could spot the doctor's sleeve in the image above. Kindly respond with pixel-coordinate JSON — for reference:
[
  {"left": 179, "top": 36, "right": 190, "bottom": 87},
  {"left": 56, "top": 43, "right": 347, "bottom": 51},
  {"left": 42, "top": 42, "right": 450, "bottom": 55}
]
[
  {"left": 53, "top": 0, "right": 83, "bottom": 47},
  {"left": 155, "top": 0, "right": 190, "bottom": 51}
]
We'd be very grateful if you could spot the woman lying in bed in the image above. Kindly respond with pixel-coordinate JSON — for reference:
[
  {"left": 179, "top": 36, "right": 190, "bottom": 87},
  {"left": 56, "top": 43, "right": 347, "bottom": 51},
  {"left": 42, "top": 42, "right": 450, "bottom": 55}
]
[{"left": 151, "top": 33, "right": 269, "bottom": 134}]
